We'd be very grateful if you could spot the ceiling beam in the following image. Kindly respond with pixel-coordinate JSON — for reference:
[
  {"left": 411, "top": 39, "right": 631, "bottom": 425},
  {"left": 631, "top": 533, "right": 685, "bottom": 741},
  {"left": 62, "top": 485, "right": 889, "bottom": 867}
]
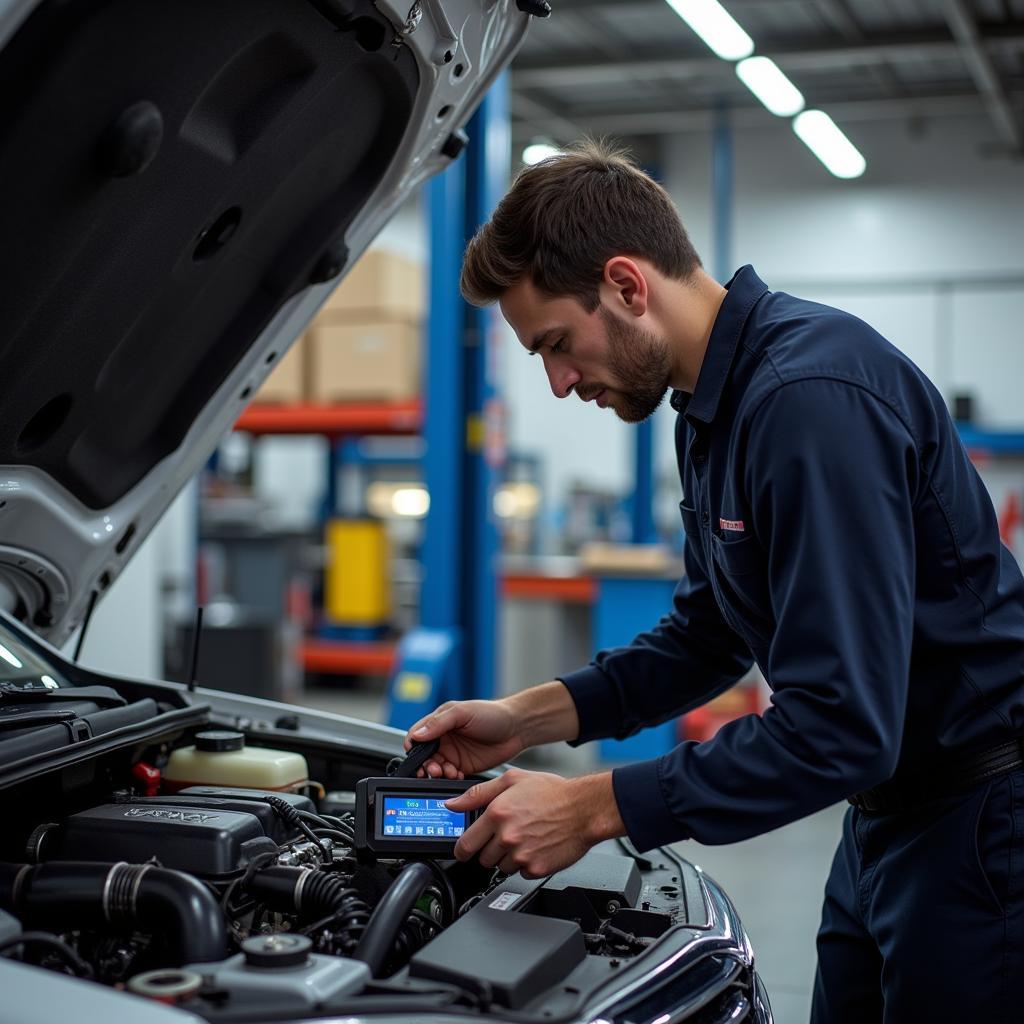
[
  {"left": 510, "top": 90, "right": 589, "bottom": 143},
  {"left": 557, "top": 3, "right": 690, "bottom": 109},
  {"left": 807, "top": 0, "right": 864, "bottom": 41},
  {"left": 806, "top": 0, "right": 907, "bottom": 97},
  {"left": 511, "top": 91, "right": 990, "bottom": 139},
  {"left": 512, "top": 27, "right": 1024, "bottom": 90},
  {"left": 942, "top": 0, "right": 1023, "bottom": 150}
]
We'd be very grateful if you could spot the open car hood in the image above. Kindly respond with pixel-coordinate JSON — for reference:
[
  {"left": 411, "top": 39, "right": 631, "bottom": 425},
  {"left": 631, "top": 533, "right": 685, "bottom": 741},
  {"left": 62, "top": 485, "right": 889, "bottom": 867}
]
[{"left": 0, "top": 0, "right": 531, "bottom": 646}]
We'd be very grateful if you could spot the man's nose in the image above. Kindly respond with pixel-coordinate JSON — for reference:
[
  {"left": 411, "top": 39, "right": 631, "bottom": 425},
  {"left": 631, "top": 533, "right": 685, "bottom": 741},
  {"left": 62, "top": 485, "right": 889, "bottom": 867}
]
[{"left": 545, "top": 360, "right": 581, "bottom": 399}]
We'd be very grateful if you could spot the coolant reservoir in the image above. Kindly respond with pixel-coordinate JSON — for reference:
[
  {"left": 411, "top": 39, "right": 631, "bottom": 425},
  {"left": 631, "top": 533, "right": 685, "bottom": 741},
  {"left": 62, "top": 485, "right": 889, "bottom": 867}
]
[{"left": 164, "top": 731, "right": 308, "bottom": 792}]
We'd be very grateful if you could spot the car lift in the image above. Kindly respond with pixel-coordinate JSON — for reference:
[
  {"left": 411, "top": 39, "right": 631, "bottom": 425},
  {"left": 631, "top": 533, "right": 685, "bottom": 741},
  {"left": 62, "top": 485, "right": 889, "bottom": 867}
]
[{"left": 386, "top": 75, "right": 509, "bottom": 730}]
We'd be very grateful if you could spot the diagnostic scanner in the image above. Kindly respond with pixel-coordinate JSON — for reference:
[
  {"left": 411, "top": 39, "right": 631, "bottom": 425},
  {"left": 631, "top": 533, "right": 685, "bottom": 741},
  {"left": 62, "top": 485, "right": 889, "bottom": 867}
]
[{"left": 355, "top": 776, "right": 481, "bottom": 857}]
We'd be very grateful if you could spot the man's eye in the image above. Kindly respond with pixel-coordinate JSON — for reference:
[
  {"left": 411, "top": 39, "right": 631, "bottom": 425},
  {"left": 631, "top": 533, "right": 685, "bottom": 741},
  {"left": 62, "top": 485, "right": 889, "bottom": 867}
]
[{"left": 552, "top": 338, "right": 567, "bottom": 354}]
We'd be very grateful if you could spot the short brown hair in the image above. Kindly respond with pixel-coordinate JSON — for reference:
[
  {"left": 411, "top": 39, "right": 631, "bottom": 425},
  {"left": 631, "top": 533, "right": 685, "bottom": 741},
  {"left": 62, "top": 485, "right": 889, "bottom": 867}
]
[{"left": 460, "top": 138, "right": 702, "bottom": 310}]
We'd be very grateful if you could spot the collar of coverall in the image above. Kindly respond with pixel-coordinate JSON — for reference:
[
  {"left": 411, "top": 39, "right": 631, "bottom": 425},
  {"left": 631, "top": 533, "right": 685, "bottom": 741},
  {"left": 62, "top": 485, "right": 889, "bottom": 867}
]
[{"left": 669, "top": 264, "right": 770, "bottom": 425}]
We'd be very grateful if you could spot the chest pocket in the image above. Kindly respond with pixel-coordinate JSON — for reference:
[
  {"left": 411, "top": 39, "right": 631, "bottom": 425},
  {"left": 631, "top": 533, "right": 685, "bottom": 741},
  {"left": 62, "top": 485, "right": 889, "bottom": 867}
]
[
  {"left": 679, "top": 501, "right": 700, "bottom": 537},
  {"left": 710, "top": 531, "right": 775, "bottom": 639}
]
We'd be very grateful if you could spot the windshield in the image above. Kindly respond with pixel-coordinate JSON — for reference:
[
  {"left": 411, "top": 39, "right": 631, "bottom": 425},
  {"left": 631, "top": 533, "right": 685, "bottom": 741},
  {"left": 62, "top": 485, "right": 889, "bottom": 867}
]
[{"left": 0, "top": 627, "right": 67, "bottom": 692}]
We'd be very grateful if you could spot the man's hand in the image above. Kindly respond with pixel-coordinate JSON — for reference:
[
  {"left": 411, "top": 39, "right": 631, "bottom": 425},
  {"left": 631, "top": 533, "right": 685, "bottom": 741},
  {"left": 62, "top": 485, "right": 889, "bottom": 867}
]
[
  {"left": 444, "top": 768, "right": 626, "bottom": 878},
  {"left": 403, "top": 682, "right": 582, "bottom": 779},
  {"left": 404, "top": 699, "right": 525, "bottom": 778}
]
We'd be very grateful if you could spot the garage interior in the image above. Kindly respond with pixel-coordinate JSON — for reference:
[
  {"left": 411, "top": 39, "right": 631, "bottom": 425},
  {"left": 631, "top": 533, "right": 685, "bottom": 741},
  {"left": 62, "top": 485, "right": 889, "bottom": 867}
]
[{"left": 62, "top": 2, "right": 1024, "bottom": 1021}]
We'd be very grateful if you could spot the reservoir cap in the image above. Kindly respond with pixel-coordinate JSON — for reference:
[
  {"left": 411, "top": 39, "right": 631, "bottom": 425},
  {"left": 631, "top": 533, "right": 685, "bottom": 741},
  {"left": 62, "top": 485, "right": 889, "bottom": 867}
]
[
  {"left": 195, "top": 730, "right": 245, "bottom": 752},
  {"left": 242, "top": 933, "right": 312, "bottom": 968}
]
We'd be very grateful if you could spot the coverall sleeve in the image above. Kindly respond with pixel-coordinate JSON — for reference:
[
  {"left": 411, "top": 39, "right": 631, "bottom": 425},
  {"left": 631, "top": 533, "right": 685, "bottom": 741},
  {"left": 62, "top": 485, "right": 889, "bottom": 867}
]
[
  {"left": 612, "top": 379, "right": 918, "bottom": 850},
  {"left": 559, "top": 533, "right": 755, "bottom": 746}
]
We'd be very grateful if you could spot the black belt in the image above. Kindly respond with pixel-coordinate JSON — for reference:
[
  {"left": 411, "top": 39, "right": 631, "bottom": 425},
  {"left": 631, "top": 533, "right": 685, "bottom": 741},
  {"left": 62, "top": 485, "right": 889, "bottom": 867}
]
[{"left": 848, "top": 737, "right": 1024, "bottom": 815}]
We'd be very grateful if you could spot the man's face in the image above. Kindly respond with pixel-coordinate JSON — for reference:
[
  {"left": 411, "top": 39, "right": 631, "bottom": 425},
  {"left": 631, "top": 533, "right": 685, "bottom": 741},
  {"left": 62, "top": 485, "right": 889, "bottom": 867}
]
[{"left": 499, "top": 277, "right": 672, "bottom": 424}]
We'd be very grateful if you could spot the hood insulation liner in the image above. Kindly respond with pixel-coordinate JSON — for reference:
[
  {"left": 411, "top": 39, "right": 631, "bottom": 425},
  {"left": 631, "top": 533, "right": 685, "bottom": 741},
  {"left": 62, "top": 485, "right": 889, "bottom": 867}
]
[{"left": 0, "top": 0, "right": 418, "bottom": 508}]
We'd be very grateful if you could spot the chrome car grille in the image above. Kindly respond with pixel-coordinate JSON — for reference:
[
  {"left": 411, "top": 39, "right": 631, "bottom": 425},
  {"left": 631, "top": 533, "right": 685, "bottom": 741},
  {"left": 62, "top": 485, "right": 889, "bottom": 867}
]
[{"left": 609, "top": 953, "right": 757, "bottom": 1023}]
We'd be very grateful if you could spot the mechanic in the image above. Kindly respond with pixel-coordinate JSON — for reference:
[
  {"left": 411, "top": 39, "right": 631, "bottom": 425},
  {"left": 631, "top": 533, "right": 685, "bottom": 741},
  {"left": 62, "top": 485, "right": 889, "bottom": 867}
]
[{"left": 404, "top": 140, "right": 1024, "bottom": 1022}]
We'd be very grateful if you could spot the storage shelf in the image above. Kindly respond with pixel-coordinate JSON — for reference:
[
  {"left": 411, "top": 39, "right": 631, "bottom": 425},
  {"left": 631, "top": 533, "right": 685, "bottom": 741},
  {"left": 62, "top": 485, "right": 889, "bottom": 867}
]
[
  {"left": 236, "top": 401, "right": 422, "bottom": 437},
  {"left": 302, "top": 577, "right": 599, "bottom": 680},
  {"left": 301, "top": 639, "right": 398, "bottom": 676},
  {"left": 501, "top": 574, "right": 597, "bottom": 604}
]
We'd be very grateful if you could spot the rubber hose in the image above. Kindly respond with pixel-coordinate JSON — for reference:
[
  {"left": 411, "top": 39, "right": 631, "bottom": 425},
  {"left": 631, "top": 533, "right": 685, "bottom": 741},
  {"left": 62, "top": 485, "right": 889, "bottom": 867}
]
[
  {"left": 248, "top": 866, "right": 369, "bottom": 939},
  {"left": 352, "top": 861, "right": 433, "bottom": 978},
  {"left": 0, "top": 861, "right": 227, "bottom": 964}
]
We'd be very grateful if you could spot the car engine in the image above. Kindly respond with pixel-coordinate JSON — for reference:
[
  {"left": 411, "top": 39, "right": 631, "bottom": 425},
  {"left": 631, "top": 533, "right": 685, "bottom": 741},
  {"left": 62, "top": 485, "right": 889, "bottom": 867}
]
[
  {"left": 0, "top": 723, "right": 703, "bottom": 1022},
  {"left": 3, "top": 779, "right": 465, "bottom": 997}
]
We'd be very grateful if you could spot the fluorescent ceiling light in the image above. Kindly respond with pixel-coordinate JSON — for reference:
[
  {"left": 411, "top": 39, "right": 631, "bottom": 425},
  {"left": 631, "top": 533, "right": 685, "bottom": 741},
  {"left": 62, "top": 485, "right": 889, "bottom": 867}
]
[
  {"left": 792, "top": 110, "right": 867, "bottom": 179},
  {"left": 522, "top": 142, "right": 561, "bottom": 166},
  {"left": 664, "top": 0, "right": 754, "bottom": 61},
  {"left": 736, "top": 56, "right": 804, "bottom": 117}
]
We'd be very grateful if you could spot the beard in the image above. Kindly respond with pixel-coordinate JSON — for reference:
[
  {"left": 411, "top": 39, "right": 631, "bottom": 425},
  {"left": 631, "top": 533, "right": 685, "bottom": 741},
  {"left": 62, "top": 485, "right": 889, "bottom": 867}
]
[{"left": 597, "top": 307, "right": 673, "bottom": 423}]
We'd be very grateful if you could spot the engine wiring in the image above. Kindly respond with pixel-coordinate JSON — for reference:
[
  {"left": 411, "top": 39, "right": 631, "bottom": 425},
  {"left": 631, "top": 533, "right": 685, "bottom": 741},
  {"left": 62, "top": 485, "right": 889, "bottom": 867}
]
[
  {"left": 458, "top": 867, "right": 509, "bottom": 916},
  {"left": 220, "top": 849, "right": 283, "bottom": 944},
  {"left": 265, "top": 796, "right": 332, "bottom": 864},
  {"left": 0, "top": 931, "right": 94, "bottom": 979}
]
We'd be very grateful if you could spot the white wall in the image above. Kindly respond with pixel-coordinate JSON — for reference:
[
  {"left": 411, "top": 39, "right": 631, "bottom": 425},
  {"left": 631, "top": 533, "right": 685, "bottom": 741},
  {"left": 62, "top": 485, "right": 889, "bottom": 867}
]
[
  {"left": 67, "top": 480, "right": 197, "bottom": 680},
  {"left": 372, "top": 193, "right": 428, "bottom": 264},
  {"left": 728, "top": 113, "right": 1024, "bottom": 427},
  {"left": 509, "top": 113, "right": 1024, "bottom": 527}
]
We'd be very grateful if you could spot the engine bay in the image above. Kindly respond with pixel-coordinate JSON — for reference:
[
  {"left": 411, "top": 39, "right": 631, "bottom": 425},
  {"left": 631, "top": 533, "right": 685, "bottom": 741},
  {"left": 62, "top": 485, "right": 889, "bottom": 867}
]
[{"left": 0, "top": 706, "right": 712, "bottom": 1023}]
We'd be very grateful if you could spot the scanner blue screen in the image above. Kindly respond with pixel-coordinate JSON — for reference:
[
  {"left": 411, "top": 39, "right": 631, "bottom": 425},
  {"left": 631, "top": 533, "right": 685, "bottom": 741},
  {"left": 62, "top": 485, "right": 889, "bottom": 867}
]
[{"left": 380, "top": 795, "right": 466, "bottom": 838}]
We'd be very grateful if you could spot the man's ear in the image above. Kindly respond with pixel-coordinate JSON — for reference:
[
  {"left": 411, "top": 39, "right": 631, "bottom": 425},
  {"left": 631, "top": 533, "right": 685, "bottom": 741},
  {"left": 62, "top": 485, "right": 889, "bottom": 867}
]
[{"left": 602, "top": 257, "right": 648, "bottom": 317}]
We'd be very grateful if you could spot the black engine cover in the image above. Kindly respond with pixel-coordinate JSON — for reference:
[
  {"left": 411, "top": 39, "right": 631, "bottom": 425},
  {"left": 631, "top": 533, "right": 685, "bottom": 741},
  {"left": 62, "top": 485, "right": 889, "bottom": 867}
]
[
  {"left": 409, "top": 909, "right": 586, "bottom": 1009},
  {"left": 55, "top": 802, "right": 265, "bottom": 877}
]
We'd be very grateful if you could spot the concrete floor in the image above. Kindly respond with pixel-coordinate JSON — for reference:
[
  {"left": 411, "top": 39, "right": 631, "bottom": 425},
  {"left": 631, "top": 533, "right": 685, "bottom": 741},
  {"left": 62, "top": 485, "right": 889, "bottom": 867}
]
[
  {"left": 302, "top": 683, "right": 845, "bottom": 1024},
  {"left": 682, "top": 806, "right": 844, "bottom": 1024}
]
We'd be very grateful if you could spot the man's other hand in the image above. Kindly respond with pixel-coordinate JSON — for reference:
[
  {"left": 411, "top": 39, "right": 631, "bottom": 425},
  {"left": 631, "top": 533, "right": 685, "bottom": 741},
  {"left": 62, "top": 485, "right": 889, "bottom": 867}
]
[
  {"left": 404, "top": 699, "right": 524, "bottom": 779},
  {"left": 444, "top": 768, "right": 626, "bottom": 878}
]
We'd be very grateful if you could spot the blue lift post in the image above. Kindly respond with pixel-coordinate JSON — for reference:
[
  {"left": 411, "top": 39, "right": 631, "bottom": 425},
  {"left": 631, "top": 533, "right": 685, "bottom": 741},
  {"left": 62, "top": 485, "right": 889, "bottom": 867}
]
[
  {"left": 628, "top": 161, "right": 662, "bottom": 550},
  {"left": 629, "top": 419, "right": 656, "bottom": 545},
  {"left": 713, "top": 104, "right": 734, "bottom": 285},
  {"left": 386, "top": 76, "right": 509, "bottom": 730},
  {"left": 462, "top": 76, "right": 510, "bottom": 701}
]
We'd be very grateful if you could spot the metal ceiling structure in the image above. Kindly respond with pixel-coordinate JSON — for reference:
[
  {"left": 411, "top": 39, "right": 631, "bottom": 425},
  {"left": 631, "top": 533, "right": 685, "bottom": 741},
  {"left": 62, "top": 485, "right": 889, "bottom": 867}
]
[{"left": 509, "top": 0, "right": 1024, "bottom": 155}]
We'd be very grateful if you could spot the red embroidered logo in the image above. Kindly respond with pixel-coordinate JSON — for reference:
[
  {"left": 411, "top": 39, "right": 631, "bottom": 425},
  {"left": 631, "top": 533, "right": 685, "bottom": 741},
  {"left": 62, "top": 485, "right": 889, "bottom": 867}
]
[{"left": 720, "top": 518, "right": 745, "bottom": 532}]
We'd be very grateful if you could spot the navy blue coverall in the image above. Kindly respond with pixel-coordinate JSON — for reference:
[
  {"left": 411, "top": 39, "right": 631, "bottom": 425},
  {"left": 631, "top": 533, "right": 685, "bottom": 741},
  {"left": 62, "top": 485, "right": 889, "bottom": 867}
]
[{"left": 561, "top": 266, "right": 1024, "bottom": 1022}]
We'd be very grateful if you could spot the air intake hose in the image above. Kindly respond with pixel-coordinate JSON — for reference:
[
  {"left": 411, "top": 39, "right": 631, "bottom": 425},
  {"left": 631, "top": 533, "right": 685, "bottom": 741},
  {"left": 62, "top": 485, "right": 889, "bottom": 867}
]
[
  {"left": 247, "top": 865, "right": 369, "bottom": 948},
  {"left": 353, "top": 861, "right": 433, "bottom": 978},
  {"left": 0, "top": 861, "right": 227, "bottom": 964}
]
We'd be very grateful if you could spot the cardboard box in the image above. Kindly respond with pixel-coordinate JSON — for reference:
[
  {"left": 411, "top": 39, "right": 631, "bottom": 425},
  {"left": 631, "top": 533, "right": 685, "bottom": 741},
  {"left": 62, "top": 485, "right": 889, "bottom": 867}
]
[
  {"left": 307, "top": 320, "right": 421, "bottom": 402},
  {"left": 253, "top": 336, "right": 306, "bottom": 404},
  {"left": 320, "top": 250, "right": 424, "bottom": 323}
]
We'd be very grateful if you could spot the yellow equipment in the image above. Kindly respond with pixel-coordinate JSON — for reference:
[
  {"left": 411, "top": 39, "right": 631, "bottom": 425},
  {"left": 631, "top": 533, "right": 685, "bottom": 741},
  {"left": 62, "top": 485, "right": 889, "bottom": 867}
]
[{"left": 325, "top": 517, "right": 390, "bottom": 625}]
